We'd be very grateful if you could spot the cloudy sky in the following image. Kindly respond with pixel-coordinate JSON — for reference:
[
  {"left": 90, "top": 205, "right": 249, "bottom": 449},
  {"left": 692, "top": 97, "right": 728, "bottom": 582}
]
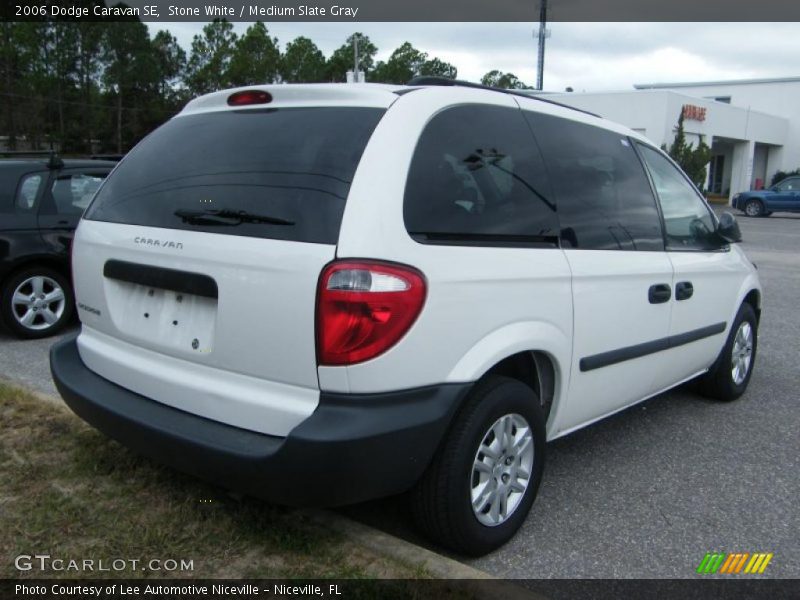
[{"left": 155, "top": 22, "right": 799, "bottom": 91}]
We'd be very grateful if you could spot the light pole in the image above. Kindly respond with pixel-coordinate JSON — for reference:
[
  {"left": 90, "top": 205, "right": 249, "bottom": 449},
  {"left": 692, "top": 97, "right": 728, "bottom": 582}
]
[
  {"left": 536, "top": 0, "right": 549, "bottom": 90},
  {"left": 353, "top": 34, "right": 360, "bottom": 82}
]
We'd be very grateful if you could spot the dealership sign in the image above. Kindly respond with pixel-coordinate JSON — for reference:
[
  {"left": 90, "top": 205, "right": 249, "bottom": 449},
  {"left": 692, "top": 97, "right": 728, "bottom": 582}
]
[{"left": 683, "top": 104, "right": 707, "bottom": 122}]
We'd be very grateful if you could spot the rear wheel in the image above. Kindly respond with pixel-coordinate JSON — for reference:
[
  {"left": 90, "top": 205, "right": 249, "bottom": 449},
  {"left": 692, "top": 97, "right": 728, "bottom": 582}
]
[
  {"left": 744, "top": 199, "right": 764, "bottom": 217},
  {"left": 1, "top": 267, "right": 74, "bottom": 339},
  {"left": 411, "top": 376, "right": 546, "bottom": 556},
  {"left": 697, "top": 303, "right": 757, "bottom": 401}
]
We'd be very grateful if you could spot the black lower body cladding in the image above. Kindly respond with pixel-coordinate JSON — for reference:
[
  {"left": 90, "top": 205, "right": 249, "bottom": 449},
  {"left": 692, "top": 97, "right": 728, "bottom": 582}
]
[{"left": 49, "top": 334, "right": 470, "bottom": 507}]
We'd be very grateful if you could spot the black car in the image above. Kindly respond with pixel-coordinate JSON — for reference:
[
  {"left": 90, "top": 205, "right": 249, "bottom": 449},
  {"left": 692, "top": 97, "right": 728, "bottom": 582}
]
[{"left": 0, "top": 153, "right": 116, "bottom": 339}]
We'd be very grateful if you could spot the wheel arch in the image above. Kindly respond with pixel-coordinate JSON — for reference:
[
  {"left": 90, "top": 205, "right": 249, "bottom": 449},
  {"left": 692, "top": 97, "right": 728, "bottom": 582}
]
[
  {"left": 1, "top": 256, "right": 71, "bottom": 288},
  {"left": 742, "top": 288, "right": 762, "bottom": 324},
  {"left": 446, "top": 321, "right": 571, "bottom": 438},
  {"left": 484, "top": 350, "right": 557, "bottom": 421},
  {"left": 744, "top": 196, "right": 767, "bottom": 210}
]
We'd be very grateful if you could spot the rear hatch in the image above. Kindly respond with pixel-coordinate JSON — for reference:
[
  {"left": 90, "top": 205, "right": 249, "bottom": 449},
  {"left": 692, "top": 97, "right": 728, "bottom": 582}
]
[{"left": 72, "top": 89, "right": 388, "bottom": 436}]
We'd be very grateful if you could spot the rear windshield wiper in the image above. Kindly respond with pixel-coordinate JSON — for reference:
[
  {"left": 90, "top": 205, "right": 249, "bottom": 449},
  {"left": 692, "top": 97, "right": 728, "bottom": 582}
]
[{"left": 174, "top": 209, "right": 295, "bottom": 226}]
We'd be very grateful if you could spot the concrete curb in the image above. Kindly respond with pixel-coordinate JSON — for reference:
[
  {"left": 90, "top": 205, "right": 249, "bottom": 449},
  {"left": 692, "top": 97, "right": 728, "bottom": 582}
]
[
  {"left": 305, "top": 509, "right": 491, "bottom": 579},
  {"left": 305, "top": 510, "right": 543, "bottom": 599}
]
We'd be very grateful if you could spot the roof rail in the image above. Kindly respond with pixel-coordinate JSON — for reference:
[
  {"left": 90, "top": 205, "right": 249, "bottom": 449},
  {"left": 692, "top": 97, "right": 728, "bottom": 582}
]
[
  {"left": 406, "top": 76, "right": 602, "bottom": 118},
  {"left": 0, "top": 150, "right": 64, "bottom": 169}
]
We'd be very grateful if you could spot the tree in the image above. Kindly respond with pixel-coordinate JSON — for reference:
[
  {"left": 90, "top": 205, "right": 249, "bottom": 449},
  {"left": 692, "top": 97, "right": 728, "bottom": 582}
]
[
  {"left": 185, "top": 19, "right": 237, "bottom": 95},
  {"left": 228, "top": 22, "right": 280, "bottom": 86},
  {"left": 371, "top": 42, "right": 431, "bottom": 84},
  {"left": 325, "top": 33, "right": 378, "bottom": 82},
  {"left": 145, "top": 30, "right": 188, "bottom": 137},
  {"left": 419, "top": 57, "right": 457, "bottom": 79},
  {"left": 481, "top": 70, "right": 529, "bottom": 89},
  {"left": 101, "top": 19, "right": 161, "bottom": 152},
  {"left": 151, "top": 30, "right": 186, "bottom": 96},
  {"left": 280, "top": 36, "right": 326, "bottom": 83},
  {"left": 46, "top": 23, "right": 80, "bottom": 149},
  {"left": 663, "top": 111, "right": 712, "bottom": 191},
  {"left": 74, "top": 22, "right": 105, "bottom": 152},
  {"left": 0, "top": 23, "right": 41, "bottom": 149},
  {"left": 1, "top": 24, "right": 477, "bottom": 154}
]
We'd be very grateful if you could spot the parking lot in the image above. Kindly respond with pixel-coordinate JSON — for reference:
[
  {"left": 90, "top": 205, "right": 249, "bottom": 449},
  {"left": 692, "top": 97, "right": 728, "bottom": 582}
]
[{"left": 1, "top": 208, "right": 797, "bottom": 579}]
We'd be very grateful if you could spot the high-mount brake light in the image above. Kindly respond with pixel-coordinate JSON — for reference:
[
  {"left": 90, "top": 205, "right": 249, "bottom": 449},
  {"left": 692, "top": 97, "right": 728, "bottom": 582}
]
[
  {"left": 316, "top": 261, "right": 426, "bottom": 366},
  {"left": 227, "top": 90, "right": 272, "bottom": 106}
]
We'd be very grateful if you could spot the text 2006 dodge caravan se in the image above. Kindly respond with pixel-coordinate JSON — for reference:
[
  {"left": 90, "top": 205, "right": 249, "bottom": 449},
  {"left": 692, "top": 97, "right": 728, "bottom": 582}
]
[{"left": 51, "top": 80, "right": 761, "bottom": 555}]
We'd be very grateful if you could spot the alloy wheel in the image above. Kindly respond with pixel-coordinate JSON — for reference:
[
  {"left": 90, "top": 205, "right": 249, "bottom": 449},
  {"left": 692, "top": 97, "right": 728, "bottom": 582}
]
[
  {"left": 731, "top": 321, "right": 753, "bottom": 386},
  {"left": 745, "top": 201, "right": 762, "bottom": 217},
  {"left": 471, "top": 413, "right": 535, "bottom": 527},
  {"left": 11, "top": 275, "right": 66, "bottom": 331}
]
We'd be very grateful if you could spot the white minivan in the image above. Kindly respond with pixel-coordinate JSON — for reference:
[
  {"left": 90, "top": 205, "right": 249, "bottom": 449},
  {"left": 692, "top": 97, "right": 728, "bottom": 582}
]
[{"left": 51, "top": 79, "right": 761, "bottom": 556}]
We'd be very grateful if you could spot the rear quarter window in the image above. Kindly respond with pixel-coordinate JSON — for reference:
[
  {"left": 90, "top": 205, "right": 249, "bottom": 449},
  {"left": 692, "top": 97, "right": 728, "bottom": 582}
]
[
  {"left": 16, "top": 172, "right": 44, "bottom": 211},
  {"left": 85, "top": 107, "right": 385, "bottom": 244},
  {"left": 403, "top": 104, "right": 558, "bottom": 246}
]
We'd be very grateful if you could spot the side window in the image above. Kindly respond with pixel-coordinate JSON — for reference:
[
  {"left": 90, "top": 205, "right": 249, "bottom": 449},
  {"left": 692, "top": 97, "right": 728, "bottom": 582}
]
[
  {"left": 404, "top": 104, "right": 558, "bottom": 244},
  {"left": 637, "top": 145, "right": 719, "bottom": 251},
  {"left": 16, "top": 173, "right": 44, "bottom": 211},
  {"left": 524, "top": 112, "right": 664, "bottom": 251},
  {"left": 45, "top": 172, "right": 107, "bottom": 216},
  {"left": 775, "top": 178, "right": 799, "bottom": 192}
]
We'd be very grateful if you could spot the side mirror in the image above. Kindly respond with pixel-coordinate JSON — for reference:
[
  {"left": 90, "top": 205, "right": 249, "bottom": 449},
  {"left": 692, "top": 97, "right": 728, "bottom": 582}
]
[{"left": 717, "top": 211, "right": 742, "bottom": 243}]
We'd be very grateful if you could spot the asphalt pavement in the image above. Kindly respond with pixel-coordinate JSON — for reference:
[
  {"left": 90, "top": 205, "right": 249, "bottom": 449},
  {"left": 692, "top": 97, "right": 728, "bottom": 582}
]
[
  {"left": 1, "top": 206, "right": 797, "bottom": 579},
  {"left": 348, "top": 207, "right": 800, "bottom": 579}
]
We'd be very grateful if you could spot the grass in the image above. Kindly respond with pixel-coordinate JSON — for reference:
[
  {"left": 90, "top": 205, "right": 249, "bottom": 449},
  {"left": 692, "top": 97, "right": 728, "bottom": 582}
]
[{"left": 0, "top": 381, "right": 429, "bottom": 580}]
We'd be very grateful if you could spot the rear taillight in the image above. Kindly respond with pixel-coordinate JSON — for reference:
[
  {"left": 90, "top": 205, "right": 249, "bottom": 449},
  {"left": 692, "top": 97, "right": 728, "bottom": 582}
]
[{"left": 316, "top": 260, "right": 426, "bottom": 366}]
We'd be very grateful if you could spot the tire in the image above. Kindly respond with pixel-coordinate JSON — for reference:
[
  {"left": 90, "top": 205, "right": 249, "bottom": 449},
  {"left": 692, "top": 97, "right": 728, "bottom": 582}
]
[
  {"left": 697, "top": 303, "right": 758, "bottom": 402},
  {"left": 411, "top": 376, "right": 546, "bottom": 556},
  {"left": 0, "top": 267, "right": 74, "bottom": 339},
  {"left": 744, "top": 199, "right": 764, "bottom": 217}
]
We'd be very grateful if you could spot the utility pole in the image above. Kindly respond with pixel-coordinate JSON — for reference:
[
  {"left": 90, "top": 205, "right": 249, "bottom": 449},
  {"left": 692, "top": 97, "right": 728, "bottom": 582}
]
[
  {"left": 536, "top": 0, "right": 548, "bottom": 90},
  {"left": 353, "top": 34, "right": 360, "bottom": 83}
]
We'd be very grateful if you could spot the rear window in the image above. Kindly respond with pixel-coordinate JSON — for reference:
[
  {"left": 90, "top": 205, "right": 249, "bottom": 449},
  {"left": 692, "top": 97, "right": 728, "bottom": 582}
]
[{"left": 85, "top": 107, "right": 385, "bottom": 244}]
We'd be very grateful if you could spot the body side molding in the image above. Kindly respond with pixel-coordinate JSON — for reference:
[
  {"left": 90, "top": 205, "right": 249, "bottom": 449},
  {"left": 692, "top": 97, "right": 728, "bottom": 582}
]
[{"left": 580, "top": 322, "right": 727, "bottom": 372}]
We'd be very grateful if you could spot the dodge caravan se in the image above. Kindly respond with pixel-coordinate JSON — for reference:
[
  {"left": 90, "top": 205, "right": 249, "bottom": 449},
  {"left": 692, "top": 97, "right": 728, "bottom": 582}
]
[{"left": 51, "top": 79, "right": 761, "bottom": 556}]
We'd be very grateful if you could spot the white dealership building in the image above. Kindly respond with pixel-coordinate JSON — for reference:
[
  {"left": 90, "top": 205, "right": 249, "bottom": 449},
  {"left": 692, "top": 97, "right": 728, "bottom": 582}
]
[{"left": 544, "top": 77, "right": 800, "bottom": 201}]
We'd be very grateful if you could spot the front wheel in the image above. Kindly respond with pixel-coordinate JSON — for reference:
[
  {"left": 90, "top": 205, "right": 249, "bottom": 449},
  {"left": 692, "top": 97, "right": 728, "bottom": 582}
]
[
  {"left": 411, "top": 376, "right": 546, "bottom": 556},
  {"left": 744, "top": 199, "right": 764, "bottom": 217},
  {"left": 1, "top": 267, "right": 74, "bottom": 339},
  {"left": 697, "top": 303, "right": 758, "bottom": 401}
]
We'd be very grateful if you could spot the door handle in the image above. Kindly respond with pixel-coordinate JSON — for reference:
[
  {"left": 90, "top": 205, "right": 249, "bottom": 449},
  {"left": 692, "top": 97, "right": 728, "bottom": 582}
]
[
  {"left": 675, "top": 281, "right": 694, "bottom": 301},
  {"left": 648, "top": 283, "right": 671, "bottom": 304}
]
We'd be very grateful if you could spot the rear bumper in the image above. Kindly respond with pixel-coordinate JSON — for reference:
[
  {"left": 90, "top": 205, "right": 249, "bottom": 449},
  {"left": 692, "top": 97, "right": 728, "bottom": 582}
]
[{"left": 50, "top": 335, "right": 470, "bottom": 507}]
